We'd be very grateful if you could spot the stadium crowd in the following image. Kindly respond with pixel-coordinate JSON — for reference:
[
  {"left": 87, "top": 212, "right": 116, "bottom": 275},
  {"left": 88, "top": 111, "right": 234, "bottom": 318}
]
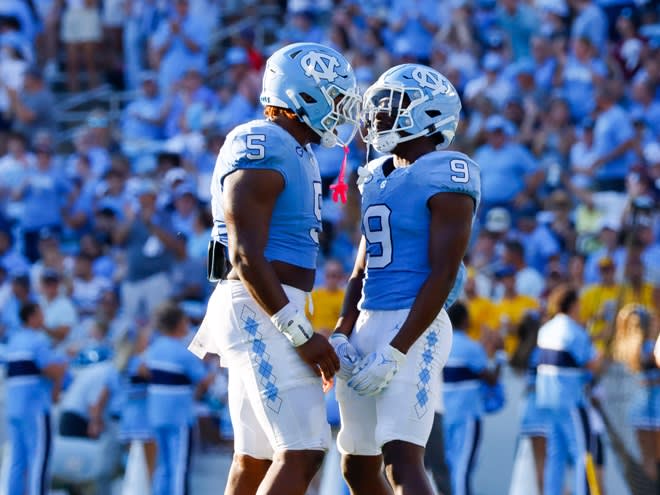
[{"left": 0, "top": 0, "right": 658, "bottom": 494}]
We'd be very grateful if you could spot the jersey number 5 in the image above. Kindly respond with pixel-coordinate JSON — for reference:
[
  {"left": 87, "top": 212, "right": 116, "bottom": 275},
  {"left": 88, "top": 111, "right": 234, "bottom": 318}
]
[
  {"left": 363, "top": 204, "right": 392, "bottom": 268},
  {"left": 246, "top": 134, "right": 266, "bottom": 160},
  {"left": 450, "top": 159, "right": 469, "bottom": 183}
]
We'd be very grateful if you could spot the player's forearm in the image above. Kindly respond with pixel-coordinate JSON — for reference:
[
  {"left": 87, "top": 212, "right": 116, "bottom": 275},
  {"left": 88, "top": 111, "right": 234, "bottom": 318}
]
[
  {"left": 390, "top": 268, "right": 457, "bottom": 354},
  {"left": 334, "top": 274, "right": 363, "bottom": 336},
  {"left": 232, "top": 250, "right": 290, "bottom": 315}
]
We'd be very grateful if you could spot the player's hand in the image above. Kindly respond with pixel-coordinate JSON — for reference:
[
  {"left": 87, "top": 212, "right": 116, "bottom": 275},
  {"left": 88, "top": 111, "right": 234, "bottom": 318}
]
[
  {"left": 329, "top": 333, "right": 360, "bottom": 381},
  {"left": 347, "top": 345, "right": 406, "bottom": 396},
  {"left": 296, "top": 333, "right": 340, "bottom": 380}
]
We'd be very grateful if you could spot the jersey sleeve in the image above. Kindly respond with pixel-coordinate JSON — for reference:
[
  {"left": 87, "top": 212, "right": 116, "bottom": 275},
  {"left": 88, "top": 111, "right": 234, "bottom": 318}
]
[
  {"left": 418, "top": 152, "right": 481, "bottom": 210},
  {"left": 219, "top": 123, "right": 292, "bottom": 186}
]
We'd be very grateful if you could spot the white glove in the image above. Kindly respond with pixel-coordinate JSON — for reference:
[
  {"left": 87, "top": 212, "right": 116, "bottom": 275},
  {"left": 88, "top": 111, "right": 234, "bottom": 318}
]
[
  {"left": 270, "top": 302, "right": 313, "bottom": 347},
  {"left": 329, "top": 333, "right": 360, "bottom": 381},
  {"left": 347, "top": 344, "right": 406, "bottom": 396}
]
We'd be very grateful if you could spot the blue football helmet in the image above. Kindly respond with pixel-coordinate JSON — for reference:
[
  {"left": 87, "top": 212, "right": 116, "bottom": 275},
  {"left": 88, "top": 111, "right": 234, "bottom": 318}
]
[
  {"left": 362, "top": 64, "right": 462, "bottom": 153},
  {"left": 260, "top": 42, "right": 360, "bottom": 148}
]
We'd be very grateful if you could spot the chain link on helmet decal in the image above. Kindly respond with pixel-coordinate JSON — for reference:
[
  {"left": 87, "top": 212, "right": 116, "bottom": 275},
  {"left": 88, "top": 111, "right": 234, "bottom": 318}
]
[{"left": 300, "top": 52, "right": 340, "bottom": 83}]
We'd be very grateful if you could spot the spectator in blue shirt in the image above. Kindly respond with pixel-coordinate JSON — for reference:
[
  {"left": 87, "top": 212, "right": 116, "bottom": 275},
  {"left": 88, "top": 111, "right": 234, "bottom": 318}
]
[
  {"left": 570, "top": 0, "right": 608, "bottom": 54},
  {"left": 13, "top": 144, "right": 69, "bottom": 263},
  {"left": 0, "top": 273, "right": 32, "bottom": 340},
  {"left": 149, "top": 0, "right": 209, "bottom": 95},
  {"left": 5, "top": 301, "right": 68, "bottom": 495},
  {"left": 142, "top": 301, "right": 214, "bottom": 495},
  {"left": 589, "top": 83, "right": 636, "bottom": 191},
  {"left": 388, "top": 0, "right": 439, "bottom": 63},
  {"left": 122, "top": 71, "right": 168, "bottom": 157},
  {"left": 474, "top": 115, "right": 541, "bottom": 216},
  {"left": 560, "top": 36, "right": 607, "bottom": 122},
  {"left": 630, "top": 78, "right": 660, "bottom": 138},
  {"left": 496, "top": 0, "right": 539, "bottom": 60}
]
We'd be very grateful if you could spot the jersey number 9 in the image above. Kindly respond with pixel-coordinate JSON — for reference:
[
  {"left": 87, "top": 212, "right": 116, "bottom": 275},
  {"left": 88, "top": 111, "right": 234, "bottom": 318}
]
[{"left": 363, "top": 204, "right": 392, "bottom": 269}]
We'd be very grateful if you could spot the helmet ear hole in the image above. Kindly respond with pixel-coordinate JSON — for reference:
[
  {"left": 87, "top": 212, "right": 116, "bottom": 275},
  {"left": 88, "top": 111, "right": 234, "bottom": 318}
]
[
  {"left": 425, "top": 110, "right": 441, "bottom": 118},
  {"left": 300, "top": 92, "right": 317, "bottom": 104}
]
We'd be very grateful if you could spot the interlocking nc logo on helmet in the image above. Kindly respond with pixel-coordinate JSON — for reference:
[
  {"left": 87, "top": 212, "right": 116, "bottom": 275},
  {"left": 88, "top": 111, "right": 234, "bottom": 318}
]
[
  {"left": 411, "top": 67, "right": 450, "bottom": 94},
  {"left": 301, "top": 51, "right": 339, "bottom": 83}
]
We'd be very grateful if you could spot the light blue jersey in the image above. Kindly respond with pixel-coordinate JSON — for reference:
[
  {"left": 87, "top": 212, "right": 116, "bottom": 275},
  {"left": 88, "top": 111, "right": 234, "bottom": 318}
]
[
  {"left": 443, "top": 329, "right": 487, "bottom": 423},
  {"left": 145, "top": 335, "right": 207, "bottom": 428},
  {"left": 536, "top": 314, "right": 596, "bottom": 410},
  {"left": 145, "top": 335, "right": 207, "bottom": 495},
  {"left": 359, "top": 151, "right": 481, "bottom": 310},
  {"left": 5, "top": 327, "right": 62, "bottom": 495},
  {"left": 5, "top": 328, "right": 61, "bottom": 419},
  {"left": 211, "top": 119, "right": 322, "bottom": 269}
]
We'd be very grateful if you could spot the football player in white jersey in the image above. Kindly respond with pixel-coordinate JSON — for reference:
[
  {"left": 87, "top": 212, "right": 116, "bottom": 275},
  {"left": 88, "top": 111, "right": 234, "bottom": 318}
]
[
  {"left": 329, "top": 64, "right": 481, "bottom": 495},
  {"left": 188, "top": 42, "right": 360, "bottom": 495}
]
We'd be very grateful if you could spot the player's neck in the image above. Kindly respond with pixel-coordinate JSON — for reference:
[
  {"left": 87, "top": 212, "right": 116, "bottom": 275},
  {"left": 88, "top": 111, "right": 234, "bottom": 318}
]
[
  {"left": 271, "top": 115, "right": 317, "bottom": 146},
  {"left": 393, "top": 139, "right": 436, "bottom": 167}
]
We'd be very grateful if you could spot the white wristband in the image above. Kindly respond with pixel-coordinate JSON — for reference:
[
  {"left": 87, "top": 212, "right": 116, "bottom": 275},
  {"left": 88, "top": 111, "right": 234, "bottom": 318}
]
[{"left": 270, "top": 302, "right": 313, "bottom": 347}]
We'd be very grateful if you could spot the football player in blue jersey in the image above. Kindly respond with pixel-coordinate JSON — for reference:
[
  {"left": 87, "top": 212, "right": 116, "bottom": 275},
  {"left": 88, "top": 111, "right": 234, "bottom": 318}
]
[
  {"left": 188, "top": 42, "right": 360, "bottom": 495},
  {"left": 330, "top": 64, "right": 481, "bottom": 495}
]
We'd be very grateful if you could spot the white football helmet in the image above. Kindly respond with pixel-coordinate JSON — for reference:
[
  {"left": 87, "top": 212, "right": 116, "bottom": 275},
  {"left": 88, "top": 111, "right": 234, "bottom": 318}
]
[
  {"left": 362, "top": 64, "right": 462, "bottom": 153},
  {"left": 260, "top": 42, "right": 361, "bottom": 147}
]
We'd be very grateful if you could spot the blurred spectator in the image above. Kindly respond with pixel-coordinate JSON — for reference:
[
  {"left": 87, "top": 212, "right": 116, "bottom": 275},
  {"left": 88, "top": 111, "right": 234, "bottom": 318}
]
[
  {"left": 121, "top": 71, "right": 168, "bottom": 157},
  {"left": 0, "top": 227, "right": 28, "bottom": 276},
  {"left": 569, "top": 117, "right": 598, "bottom": 192},
  {"left": 580, "top": 255, "right": 622, "bottom": 348},
  {"left": 149, "top": 0, "right": 210, "bottom": 95},
  {"left": 58, "top": 348, "right": 119, "bottom": 439},
  {"left": 60, "top": 0, "right": 103, "bottom": 91},
  {"left": 558, "top": 36, "right": 607, "bottom": 122},
  {"left": 630, "top": 79, "right": 660, "bottom": 138},
  {"left": 496, "top": 0, "right": 539, "bottom": 60},
  {"left": 612, "top": 8, "right": 646, "bottom": 80},
  {"left": 492, "top": 266, "right": 540, "bottom": 355},
  {"left": 590, "top": 83, "right": 637, "bottom": 192},
  {"left": 570, "top": 0, "right": 608, "bottom": 54},
  {"left": 388, "top": 0, "right": 439, "bottom": 63},
  {"left": 499, "top": 239, "right": 545, "bottom": 299},
  {"left": 306, "top": 259, "right": 346, "bottom": 337},
  {"left": 13, "top": 141, "right": 68, "bottom": 263},
  {"left": 463, "top": 268, "right": 498, "bottom": 341},
  {"left": 464, "top": 53, "right": 513, "bottom": 108},
  {"left": 474, "top": 115, "right": 541, "bottom": 215},
  {"left": 123, "top": 0, "right": 161, "bottom": 90},
  {"left": 0, "top": 273, "right": 31, "bottom": 338},
  {"left": 112, "top": 180, "right": 185, "bottom": 323},
  {"left": 584, "top": 218, "right": 626, "bottom": 283},
  {"left": 70, "top": 252, "right": 111, "bottom": 319},
  {"left": 38, "top": 268, "right": 78, "bottom": 345},
  {"left": 165, "top": 67, "right": 218, "bottom": 139},
  {"left": 6, "top": 66, "right": 56, "bottom": 140}
]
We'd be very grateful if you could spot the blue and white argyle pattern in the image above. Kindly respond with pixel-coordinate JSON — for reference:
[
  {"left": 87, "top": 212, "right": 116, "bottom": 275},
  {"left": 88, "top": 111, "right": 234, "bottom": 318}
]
[
  {"left": 414, "top": 329, "right": 439, "bottom": 419},
  {"left": 241, "top": 305, "right": 282, "bottom": 414}
]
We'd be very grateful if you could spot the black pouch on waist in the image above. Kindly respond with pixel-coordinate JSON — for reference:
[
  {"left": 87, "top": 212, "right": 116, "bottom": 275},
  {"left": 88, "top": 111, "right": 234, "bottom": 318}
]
[{"left": 207, "top": 239, "right": 228, "bottom": 282}]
